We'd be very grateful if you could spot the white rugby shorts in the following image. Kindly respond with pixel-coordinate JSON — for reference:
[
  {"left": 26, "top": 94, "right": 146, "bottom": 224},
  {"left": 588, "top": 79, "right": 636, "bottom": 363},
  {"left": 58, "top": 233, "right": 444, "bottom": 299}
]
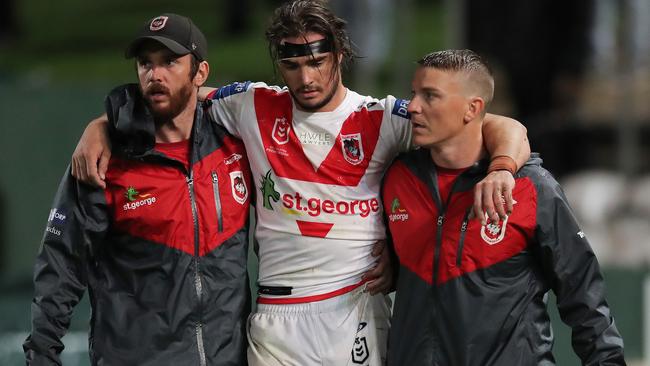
[{"left": 247, "top": 286, "right": 391, "bottom": 366}]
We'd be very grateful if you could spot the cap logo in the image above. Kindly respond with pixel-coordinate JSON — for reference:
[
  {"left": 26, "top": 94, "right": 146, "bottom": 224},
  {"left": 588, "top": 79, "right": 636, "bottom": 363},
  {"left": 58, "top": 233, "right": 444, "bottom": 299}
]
[
  {"left": 149, "top": 16, "right": 169, "bottom": 31},
  {"left": 191, "top": 43, "right": 197, "bottom": 50}
]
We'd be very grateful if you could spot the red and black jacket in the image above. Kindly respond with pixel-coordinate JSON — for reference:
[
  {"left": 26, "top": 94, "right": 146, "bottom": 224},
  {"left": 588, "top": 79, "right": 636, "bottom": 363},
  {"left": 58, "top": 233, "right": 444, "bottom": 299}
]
[
  {"left": 24, "top": 84, "right": 252, "bottom": 365},
  {"left": 382, "top": 150, "right": 625, "bottom": 366}
]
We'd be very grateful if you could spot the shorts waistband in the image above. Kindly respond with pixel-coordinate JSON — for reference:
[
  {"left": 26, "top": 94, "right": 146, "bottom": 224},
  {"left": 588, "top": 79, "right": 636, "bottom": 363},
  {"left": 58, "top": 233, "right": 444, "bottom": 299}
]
[{"left": 255, "top": 284, "right": 367, "bottom": 315}]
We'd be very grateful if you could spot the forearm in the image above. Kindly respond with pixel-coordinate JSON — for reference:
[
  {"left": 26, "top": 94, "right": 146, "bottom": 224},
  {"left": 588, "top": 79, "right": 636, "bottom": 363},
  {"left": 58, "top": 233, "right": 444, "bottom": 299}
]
[{"left": 482, "top": 113, "right": 530, "bottom": 170}]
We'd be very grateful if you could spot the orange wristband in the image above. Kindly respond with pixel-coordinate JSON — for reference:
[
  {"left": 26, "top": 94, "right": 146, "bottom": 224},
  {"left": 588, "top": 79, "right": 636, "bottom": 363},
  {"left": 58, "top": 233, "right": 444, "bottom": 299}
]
[{"left": 487, "top": 155, "right": 517, "bottom": 176}]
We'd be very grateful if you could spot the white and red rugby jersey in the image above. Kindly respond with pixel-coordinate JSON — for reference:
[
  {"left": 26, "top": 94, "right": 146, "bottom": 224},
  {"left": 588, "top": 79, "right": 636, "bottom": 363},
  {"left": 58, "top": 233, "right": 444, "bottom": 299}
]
[{"left": 207, "top": 82, "right": 412, "bottom": 302}]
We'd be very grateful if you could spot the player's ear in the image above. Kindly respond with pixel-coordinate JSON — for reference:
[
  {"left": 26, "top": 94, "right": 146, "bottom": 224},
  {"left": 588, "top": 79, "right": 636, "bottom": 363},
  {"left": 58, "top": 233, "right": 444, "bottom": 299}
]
[
  {"left": 464, "top": 97, "right": 485, "bottom": 123},
  {"left": 194, "top": 61, "right": 210, "bottom": 87}
]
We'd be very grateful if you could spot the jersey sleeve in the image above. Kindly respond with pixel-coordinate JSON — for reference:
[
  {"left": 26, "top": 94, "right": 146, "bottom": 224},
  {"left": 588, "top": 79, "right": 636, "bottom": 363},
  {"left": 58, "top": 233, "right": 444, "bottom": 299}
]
[
  {"left": 381, "top": 95, "right": 413, "bottom": 154},
  {"left": 528, "top": 166, "right": 625, "bottom": 364},
  {"left": 204, "top": 81, "right": 262, "bottom": 138},
  {"left": 23, "top": 167, "right": 110, "bottom": 365}
]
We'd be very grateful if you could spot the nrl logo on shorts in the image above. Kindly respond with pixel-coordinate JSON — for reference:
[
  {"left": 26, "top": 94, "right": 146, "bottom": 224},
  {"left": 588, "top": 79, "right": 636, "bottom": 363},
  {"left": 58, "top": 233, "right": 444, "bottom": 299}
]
[
  {"left": 272, "top": 117, "right": 290, "bottom": 145},
  {"left": 341, "top": 133, "right": 363, "bottom": 165},
  {"left": 229, "top": 171, "right": 248, "bottom": 204},
  {"left": 351, "top": 322, "right": 369, "bottom": 364},
  {"left": 480, "top": 214, "right": 509, "bottom": 245},
  {"left": 149, "top": 16, "right": 168, "bottom": 31}
]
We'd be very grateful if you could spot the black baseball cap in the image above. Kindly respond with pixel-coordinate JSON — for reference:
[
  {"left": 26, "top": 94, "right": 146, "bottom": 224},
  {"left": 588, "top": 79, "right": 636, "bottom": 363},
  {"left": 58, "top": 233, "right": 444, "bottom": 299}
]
[{"left": 125, "top": 13, "right": 208, "bottom": 61}]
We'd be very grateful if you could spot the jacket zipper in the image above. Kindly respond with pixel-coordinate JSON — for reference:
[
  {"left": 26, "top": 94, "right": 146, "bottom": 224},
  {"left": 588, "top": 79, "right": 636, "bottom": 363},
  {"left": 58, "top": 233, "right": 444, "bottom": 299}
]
[
  {"left": 432, "top": 178, "right": 463, "bottom": 285},
  {"left": 186, "top": 173, "right": 207, "bottom": 366},
  {"left": 432, "top": 214, "right": 445, "bottom": 286},
  {"left": 456, "top": 209, "right": 472, "bottom": 267},
  {"left": 211, "top": 171, "right": 223, "bottom": 232},
  {"left": 431, "top": 174, "right": 466, "bottom": 366}
]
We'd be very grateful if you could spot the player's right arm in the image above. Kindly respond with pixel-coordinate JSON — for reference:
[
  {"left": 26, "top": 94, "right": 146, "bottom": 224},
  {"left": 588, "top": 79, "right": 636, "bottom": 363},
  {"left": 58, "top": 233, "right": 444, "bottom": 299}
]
[
  {"left": 71, "top": 82, "right": 256, "bottom": 186},
  {"left": 23, "top": 167, "right": 109, "bottom": 364}
]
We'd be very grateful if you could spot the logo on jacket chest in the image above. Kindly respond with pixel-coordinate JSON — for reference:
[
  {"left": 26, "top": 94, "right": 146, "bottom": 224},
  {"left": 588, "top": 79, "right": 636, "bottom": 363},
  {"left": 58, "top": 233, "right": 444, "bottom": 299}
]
[
  {"left": 123, "top": 186, "right": 157, "bottom": 211},
  {"left": 388, "top": 197, "right": 409, "bottom": 222},
  {"left": 230, "top": 171, "right": 248, "bottom": 204},
  {"left": 480, "top": 199, "right": 517, "bottom": 245},
  {"left": 480, "top": 215, "right": 509, "bottom": 245}
]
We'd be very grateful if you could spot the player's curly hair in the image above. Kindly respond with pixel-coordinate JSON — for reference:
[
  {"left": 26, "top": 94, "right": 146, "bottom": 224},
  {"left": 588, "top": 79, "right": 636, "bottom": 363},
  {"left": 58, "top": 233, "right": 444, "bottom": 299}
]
[{"left": 265, "top": 0, "right": 356, "bottom": 74}]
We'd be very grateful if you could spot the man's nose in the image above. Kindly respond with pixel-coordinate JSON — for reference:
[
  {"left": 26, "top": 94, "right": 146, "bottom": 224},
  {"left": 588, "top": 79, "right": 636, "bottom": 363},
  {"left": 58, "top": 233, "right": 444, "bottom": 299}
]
[
  {"left": 299, "top": 67, "right": 313, "bottom": 86},
  {"left": 407, "top": 98, "right": 420, "bottom": 114}
]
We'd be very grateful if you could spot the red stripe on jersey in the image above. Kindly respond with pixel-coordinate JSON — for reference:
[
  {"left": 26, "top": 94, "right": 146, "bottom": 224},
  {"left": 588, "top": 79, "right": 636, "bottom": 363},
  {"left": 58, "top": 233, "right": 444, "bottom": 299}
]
[
  {"left": 257, "top": 279, "right": 367, "bottom": 304},
  {"left": 295, "top": 220, "right": 334, "bottom": 238},
  {"left": 253, "top": 88, "right": 383, "bottom": 186}
]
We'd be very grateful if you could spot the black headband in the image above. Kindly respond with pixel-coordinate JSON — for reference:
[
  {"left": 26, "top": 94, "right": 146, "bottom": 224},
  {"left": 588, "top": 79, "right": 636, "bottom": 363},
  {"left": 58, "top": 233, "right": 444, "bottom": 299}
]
[{"left": 277, "top": 38, "right": 333, "bottom": 59}]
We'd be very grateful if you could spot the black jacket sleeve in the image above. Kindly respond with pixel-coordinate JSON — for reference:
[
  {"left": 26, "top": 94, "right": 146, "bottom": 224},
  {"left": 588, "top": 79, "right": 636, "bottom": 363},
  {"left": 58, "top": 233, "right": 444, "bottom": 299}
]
[
  {"left": 23, "top": 166, "right": 109, "bottom": 365},
  {"left": 531, "top": 166, "right": 626, "bottom": 365}
]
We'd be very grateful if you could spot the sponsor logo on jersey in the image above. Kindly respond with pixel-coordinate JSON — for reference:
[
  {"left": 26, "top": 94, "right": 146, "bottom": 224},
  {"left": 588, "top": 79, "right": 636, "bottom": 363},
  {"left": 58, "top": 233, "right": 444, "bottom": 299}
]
[
  {"left": 123, "top": 186, "right": 157, "bottom": 211},
  {"left": 298, "top": 131, "right": 333, "bottom": 146},
  {"left": 260, "top": 170, "right": 380, "bottom": 219},
  {"left": 149, "top": 16, "right": 168, "bottom": 31},
  {"left": 388, "top": 197, "right": 409, "bottom": 222},
  {"left": 341, "top": 133, "right": 363, "bottom": 165},
  {"left": 212, "top": 81, "right": 251, "bottom": 100},
  {"left": 224, "top": 153, "right": 243, "bottom": 165},
  {"left": 260, "top": 170, "right": 280, "bottom": 210},
  {"left": 391, "top": 98, "right": 411, "bottom": 119},
  {"left": 282, "top": 192, "right": 380, "bottom": 218},
  {"left": 230, "top": 171, "right": 248, "bottom": 204},
  {"left": 272, "top": 117, "right": 291, "bottom": 145},
  {"left": 48, "top": 208, "right": 66, "bottom": 223}
]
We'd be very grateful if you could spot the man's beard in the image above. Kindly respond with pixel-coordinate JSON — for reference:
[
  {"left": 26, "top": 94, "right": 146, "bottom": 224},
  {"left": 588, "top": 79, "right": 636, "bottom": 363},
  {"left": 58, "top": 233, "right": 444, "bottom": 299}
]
[
  {"left": 289, "top": 80, "right": 339, "bottom": 112},
  {"left": 142, "top": 82, "right": 194, "bottom": 123}
]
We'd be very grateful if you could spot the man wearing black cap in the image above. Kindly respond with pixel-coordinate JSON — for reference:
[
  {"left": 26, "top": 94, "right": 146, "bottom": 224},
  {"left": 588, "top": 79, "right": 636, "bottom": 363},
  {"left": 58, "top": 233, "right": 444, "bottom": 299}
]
[{"left": 23, "top": 13, "right": 252, "bottom": 365}]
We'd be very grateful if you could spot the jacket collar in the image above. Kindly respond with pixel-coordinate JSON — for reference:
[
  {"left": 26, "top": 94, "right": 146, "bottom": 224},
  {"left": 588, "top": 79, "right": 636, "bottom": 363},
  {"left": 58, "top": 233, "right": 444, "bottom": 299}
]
[{"left": 105, "top": 83, "right": 203, "bottom": 159}]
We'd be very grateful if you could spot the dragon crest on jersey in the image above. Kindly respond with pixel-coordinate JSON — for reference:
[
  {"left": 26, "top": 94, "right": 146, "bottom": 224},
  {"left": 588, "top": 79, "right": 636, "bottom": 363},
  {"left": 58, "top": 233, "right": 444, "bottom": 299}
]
[
  {"left": 341, "top": 133, "right": 363, "bottom": 165},
  {"left": 480, "top": 214, "right": 509, "bottom": 245},
  {"left": 230, "top": 171, "right": 248, "bottom": 204},
  {"left": 272, "top": 117, "right": 291, "bottom": 145}
]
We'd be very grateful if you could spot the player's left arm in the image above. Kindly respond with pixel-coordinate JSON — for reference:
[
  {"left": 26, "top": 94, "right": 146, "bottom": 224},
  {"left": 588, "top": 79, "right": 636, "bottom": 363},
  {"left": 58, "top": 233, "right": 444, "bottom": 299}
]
[
  {"left": 533, "top": 168, "right": 625, "bottom": 364},
  {"left": 474, "top": 114, "right": 531, "bottom": 224}
]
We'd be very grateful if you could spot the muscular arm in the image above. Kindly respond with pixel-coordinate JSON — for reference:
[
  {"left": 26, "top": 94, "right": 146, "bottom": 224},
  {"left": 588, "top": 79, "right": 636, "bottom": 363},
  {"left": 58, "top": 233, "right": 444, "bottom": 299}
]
[
  {"left": 483, "top": 113, "right": 530, "bottom": 169},
  {"left": 72, "top": 85, "right": 241, "bottom": 187},
  {"left": 473, "top": 114, "right": 531, "bottom": 225},
  {"left": 71, "top": 115, "right": 110, "bottom": 188}
]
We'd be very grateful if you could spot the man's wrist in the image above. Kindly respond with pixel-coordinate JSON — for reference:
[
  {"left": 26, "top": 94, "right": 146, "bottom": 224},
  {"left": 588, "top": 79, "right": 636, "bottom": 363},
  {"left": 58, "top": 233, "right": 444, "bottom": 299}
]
[{"left": 487, "top": 155, "right": 517, "bottom": 176}]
